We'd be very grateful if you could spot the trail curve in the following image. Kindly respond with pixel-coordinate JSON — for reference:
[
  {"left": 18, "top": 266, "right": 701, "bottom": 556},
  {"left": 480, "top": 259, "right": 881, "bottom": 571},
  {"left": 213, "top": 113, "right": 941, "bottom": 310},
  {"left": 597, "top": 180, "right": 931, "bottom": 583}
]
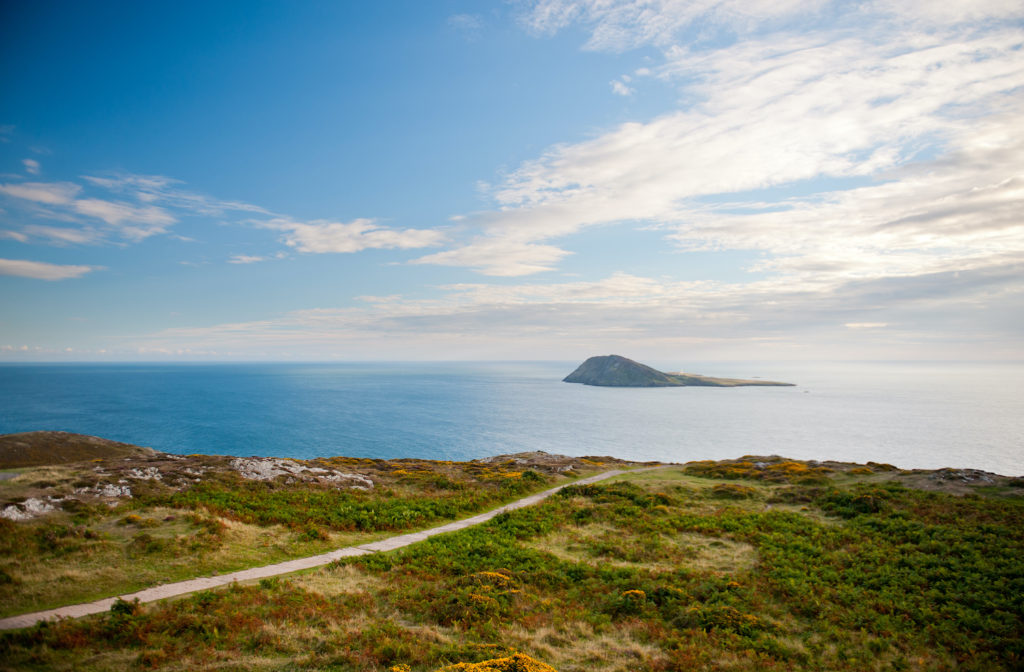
[{"left": 0, "top": 465, "right": 666, "bottom": 630}]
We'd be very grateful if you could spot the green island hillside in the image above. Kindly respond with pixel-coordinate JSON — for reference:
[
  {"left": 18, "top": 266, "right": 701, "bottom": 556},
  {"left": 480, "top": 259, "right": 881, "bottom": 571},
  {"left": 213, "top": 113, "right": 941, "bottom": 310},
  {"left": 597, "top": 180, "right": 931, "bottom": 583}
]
[
  {"left": 1, "top": 434, "right": 1023, "bottom": 671},
  {"left": 563, "top": 355, "right": 794, "bottom": 387}
]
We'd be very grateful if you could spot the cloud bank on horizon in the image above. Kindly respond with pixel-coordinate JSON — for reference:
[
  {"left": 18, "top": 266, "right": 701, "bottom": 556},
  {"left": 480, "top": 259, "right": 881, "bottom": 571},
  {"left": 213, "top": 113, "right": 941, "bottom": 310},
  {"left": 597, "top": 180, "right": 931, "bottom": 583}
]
[{"left": 0, "top": 0, "right": 1022, "bottom": 361}]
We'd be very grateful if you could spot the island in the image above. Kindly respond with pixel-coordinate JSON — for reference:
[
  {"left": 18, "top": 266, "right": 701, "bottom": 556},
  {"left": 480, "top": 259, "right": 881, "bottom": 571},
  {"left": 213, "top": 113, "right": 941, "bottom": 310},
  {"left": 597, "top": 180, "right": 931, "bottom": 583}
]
[{"left": 563, "top": 354, "right": 795, "bottom": 387}]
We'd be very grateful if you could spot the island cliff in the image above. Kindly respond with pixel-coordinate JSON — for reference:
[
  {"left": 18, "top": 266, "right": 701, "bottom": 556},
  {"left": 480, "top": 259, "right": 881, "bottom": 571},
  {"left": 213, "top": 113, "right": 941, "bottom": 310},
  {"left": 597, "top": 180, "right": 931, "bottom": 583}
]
[{"left": 563, "top": 355, "right": 794, "bottom": 387}]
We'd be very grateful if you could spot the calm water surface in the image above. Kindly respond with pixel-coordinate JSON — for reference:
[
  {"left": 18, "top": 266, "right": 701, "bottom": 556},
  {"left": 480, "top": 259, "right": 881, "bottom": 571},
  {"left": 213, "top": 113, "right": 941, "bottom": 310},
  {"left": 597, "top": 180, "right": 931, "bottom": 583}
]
[{"left": 1, "top": 361, "right": 1021, "bottom": 475}]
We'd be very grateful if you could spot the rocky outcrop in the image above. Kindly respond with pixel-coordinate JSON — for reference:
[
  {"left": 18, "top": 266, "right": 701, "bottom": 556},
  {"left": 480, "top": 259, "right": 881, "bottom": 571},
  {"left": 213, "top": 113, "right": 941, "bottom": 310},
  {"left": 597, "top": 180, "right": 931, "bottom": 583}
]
[
  {"left": 0, "top": 497, "right": 61, "bottom": 521},
  {"left": 230, "top": 457, "right": 374, "bottom": 490}
]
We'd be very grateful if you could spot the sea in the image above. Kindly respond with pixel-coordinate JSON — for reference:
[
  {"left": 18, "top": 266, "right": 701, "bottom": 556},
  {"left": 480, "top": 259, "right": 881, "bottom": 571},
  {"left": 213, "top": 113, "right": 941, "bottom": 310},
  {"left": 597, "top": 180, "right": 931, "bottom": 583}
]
[{"left": 1, "top": 361, "right": 1021, "bottom": 476}]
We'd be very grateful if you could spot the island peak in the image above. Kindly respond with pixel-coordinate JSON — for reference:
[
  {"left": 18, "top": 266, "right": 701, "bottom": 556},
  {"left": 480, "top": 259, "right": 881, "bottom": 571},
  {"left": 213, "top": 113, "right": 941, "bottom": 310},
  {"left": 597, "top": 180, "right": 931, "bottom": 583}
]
[{"left": 563, "top": 355, "right": 794, "bottom": 387}]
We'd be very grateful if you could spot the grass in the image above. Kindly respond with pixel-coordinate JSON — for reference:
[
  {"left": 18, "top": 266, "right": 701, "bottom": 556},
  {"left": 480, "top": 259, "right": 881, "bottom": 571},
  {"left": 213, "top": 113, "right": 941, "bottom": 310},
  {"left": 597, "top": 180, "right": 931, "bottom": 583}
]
[
  {"left": 524, "top": 520, "right": 757, "bottom": 575},
  {"left": 0, "top": 510, "right": 391, "bottom": 617},
  {"left": 0, "top": 453, "right": 609, "bottom": 617},
  {"left": 0, "top": 431, "right": 154, "bottom": 468},
  {"left": 2, "top": 456, "right": 1023, "bottom": 671}
]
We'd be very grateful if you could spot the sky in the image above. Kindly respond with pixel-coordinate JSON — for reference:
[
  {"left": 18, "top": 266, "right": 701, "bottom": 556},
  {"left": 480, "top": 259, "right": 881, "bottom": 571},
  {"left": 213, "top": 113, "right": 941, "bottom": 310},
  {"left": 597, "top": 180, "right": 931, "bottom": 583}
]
[{"left": 1, "top": 0, "right": 1022, "bottom": 363}]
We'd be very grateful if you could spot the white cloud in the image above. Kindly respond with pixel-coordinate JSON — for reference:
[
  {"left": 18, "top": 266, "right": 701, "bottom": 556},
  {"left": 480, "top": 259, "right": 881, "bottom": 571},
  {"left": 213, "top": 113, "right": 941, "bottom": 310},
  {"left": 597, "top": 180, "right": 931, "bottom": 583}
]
[
  {"left": 521, "top": 0, "right": 831, "bottom": 51},
  {"left": 0, "top": 179, "right": 176, "bottom": 241},
  {"left": 873, "top": 0, "right": 1024, "bottom": 24},
  {"left": 132, "top": 264, "right": 1022, "bottom": 360},
  {"left": 228, "top": 254, "right": 265, "bottom": 264},
  {"left": 71, "top": 198, "right": 176, "bottom": 239},
  {"left": 492, "top": 31, "right": 1024, "bottom": 215},
  {"left": 82, "top": 174, "right": 272, "bottom": 217},
  {"left": 521, "top": 0, "right": 1023, "bottom": 51},
  {"left": 264, "top": 218, "right": 445, "bottom": 254},
  {"left": 22, "top": 225, "right": 101, "bottom": 245},
  {"left": 412, "top": 238, "right": 571, "bottom": 276},
  {"left": 1, "top": 230, "right": 28, "bottom": 242},
  {"left": 610, "top": 79, "right": 634, "bottom": 96},
  {"left": 22, "top": 159, "right": 40, "bottom": 175},
  {"left": 1, "top": 171, "right": 443, "bottom": 261},
  {"left": 0, "top": 258, "right": 99, "bottom": 280},
  {"left": 416, "top": 4, "right": 1024, "bottom": 292},
  {"left": 660, "top": 119, "right": 1024, "bottom": 287},
  {"left": 0, "top": 181, "right": 80, "bottom": 205}
]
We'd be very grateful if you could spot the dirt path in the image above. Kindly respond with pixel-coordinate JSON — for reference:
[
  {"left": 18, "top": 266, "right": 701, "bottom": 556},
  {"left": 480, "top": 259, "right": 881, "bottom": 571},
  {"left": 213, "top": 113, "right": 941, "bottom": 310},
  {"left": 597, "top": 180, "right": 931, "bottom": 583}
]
[{"left": 0, "top": 466, "right": 666, "bottom": 630}]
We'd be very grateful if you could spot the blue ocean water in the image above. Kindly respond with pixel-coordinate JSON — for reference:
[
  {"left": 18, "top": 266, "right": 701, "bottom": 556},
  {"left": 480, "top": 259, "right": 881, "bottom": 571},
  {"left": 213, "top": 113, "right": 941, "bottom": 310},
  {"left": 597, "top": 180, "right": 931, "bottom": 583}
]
[{"left": 0, "top": 361, "right": 1021, "bottom": 475}]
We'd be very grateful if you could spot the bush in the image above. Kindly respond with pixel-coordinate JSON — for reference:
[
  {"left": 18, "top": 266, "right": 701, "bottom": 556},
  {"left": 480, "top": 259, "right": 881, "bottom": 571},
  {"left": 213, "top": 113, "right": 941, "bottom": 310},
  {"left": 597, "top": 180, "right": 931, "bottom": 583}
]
[
  {"left": 710, "top": 483, "right": 757, "bottom": 500},
  {"left": 820, "top": 488, "right": 891, "bottom": 518},
  {"left": 674, "top": 603, "right": 769, "bottom": 636},
  {"left": 109, "top": 597, "right": 141, "bottom": 617},
  {"left": 608, "top": 589, "right": 647, "bottom": 617}
]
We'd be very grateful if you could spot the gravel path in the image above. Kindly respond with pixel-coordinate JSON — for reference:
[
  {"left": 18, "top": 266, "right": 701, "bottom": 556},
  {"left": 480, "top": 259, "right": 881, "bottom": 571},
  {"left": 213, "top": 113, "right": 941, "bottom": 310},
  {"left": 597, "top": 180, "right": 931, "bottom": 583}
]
[{"left": 0, "top": 466, "right": 666, "bottom": 630}]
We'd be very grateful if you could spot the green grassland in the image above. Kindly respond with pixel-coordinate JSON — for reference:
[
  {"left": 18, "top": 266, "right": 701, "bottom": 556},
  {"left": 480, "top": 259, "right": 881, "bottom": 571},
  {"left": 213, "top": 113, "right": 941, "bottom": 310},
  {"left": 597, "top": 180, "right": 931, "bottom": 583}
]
[
  {"left": 0, "top": 451, "right": 618, "bottom": 617},
  {"left": 2, "top": 455, "right": 1022, "bottom": 671}
]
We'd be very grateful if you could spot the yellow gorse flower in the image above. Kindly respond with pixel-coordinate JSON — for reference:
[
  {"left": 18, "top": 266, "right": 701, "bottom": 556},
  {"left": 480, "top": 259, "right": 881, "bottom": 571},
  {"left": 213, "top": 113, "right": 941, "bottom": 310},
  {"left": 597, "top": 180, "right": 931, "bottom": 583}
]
[{"left": 434, "top": 653, "right": 558, "bottom": 671}]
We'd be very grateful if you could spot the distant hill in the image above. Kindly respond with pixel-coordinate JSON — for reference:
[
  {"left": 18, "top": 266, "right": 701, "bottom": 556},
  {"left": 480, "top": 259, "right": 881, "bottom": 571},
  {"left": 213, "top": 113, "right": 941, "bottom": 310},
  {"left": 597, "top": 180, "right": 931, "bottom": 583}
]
[
  {"left": 563, "top": 355, "right": 795, "bottom": 388},
  {"left": 0, "top": 431, "right": 154, "bottom": 469}
]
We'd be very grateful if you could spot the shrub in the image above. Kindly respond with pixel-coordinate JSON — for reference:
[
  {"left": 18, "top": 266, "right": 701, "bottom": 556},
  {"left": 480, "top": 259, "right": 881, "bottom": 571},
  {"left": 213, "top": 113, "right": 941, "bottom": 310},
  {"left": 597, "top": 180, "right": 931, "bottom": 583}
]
[
  {"left": 710, "top": 483, "right": 757, "bottom": 500},
  {"left": 128, "top": 532, "right": 165, "bottom": 555},
  {"left": 820, "top": 488, "right": 891, "bottom": 518},
  {"left": 434, "top": 653, "right": 557, "bottom": 672},
  {"left": 109, "top": 597, "right": 141, "bottom": 617},
  {"left": 674, "top": 603, "right": 768, "bottom": 636},
  {"left": 609, "top": 589, "right": 648, "bottom": 617}
]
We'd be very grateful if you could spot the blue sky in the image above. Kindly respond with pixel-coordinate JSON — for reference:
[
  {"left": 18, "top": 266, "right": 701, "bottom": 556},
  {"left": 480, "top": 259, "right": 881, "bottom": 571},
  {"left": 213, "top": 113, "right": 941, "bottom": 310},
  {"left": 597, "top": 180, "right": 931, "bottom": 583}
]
[{"left": 1, "top": 1, "right": 1022, "bottom": 362}]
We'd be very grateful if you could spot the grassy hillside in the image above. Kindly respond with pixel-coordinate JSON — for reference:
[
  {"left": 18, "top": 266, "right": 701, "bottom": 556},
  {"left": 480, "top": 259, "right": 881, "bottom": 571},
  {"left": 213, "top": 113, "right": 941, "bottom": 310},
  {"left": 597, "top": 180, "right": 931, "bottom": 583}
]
[
  {"left": 0, "top": 446, "right": 625, "bottom": 618},
  {"left": 0, "top": 431, "right": 155, "bottom": 469},
  {"left": 2, "top": 455, "right": 1022, "bottom": 671}
]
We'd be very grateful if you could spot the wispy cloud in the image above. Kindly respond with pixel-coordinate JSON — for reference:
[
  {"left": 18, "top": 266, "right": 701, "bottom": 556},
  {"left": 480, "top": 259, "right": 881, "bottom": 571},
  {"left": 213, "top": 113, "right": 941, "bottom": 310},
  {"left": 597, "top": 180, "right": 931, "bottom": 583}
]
[
  {"left": 0, "top": 179, "right": 175, "bottom": 240},
  {"left": 610, "top": 76, "right": 634, "bottom": 96},
  {"left": 0, "top": 170, "right": 443, "bottom": 261},
  {"left": 521, "top": 0, "right": 1023, "bottom": 50},
  {"left": 520, "top": 0, "right": 832, "bottom": 50},
  {"left": 228, "top": 254, "right": 265, "bottom": 264},
  {"left": 0, "top": 258, "right": 100, "bottom": 280},
  {"left": 82, "top": 174, "right": 272, "bottom": 216},
  {"left": 133, "top": 264, "right": 1022, "bottom": 360},
  {"left": 21, "top": 224, "right": 102, "bottom": 245},
  {"left": 411, "top": 237, "right": 570, "bottom": 276},
  {"left": 22, "top": 159, "right": 40, "bottom": 175},
  {"left": 72, "top": 198, "right": 176, "bottom": 239},
  {"left": 448, "top": 13, "right": 484, "bottom": 40},
  {"left": 264, "top": 218, "right": 445, "bottom": 254},
  {"left": 0, "top": 181, "right": 80, "bottom": 205},
  {"left": 413, "top": 1, "right": 1024, "bottom": 299}
]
